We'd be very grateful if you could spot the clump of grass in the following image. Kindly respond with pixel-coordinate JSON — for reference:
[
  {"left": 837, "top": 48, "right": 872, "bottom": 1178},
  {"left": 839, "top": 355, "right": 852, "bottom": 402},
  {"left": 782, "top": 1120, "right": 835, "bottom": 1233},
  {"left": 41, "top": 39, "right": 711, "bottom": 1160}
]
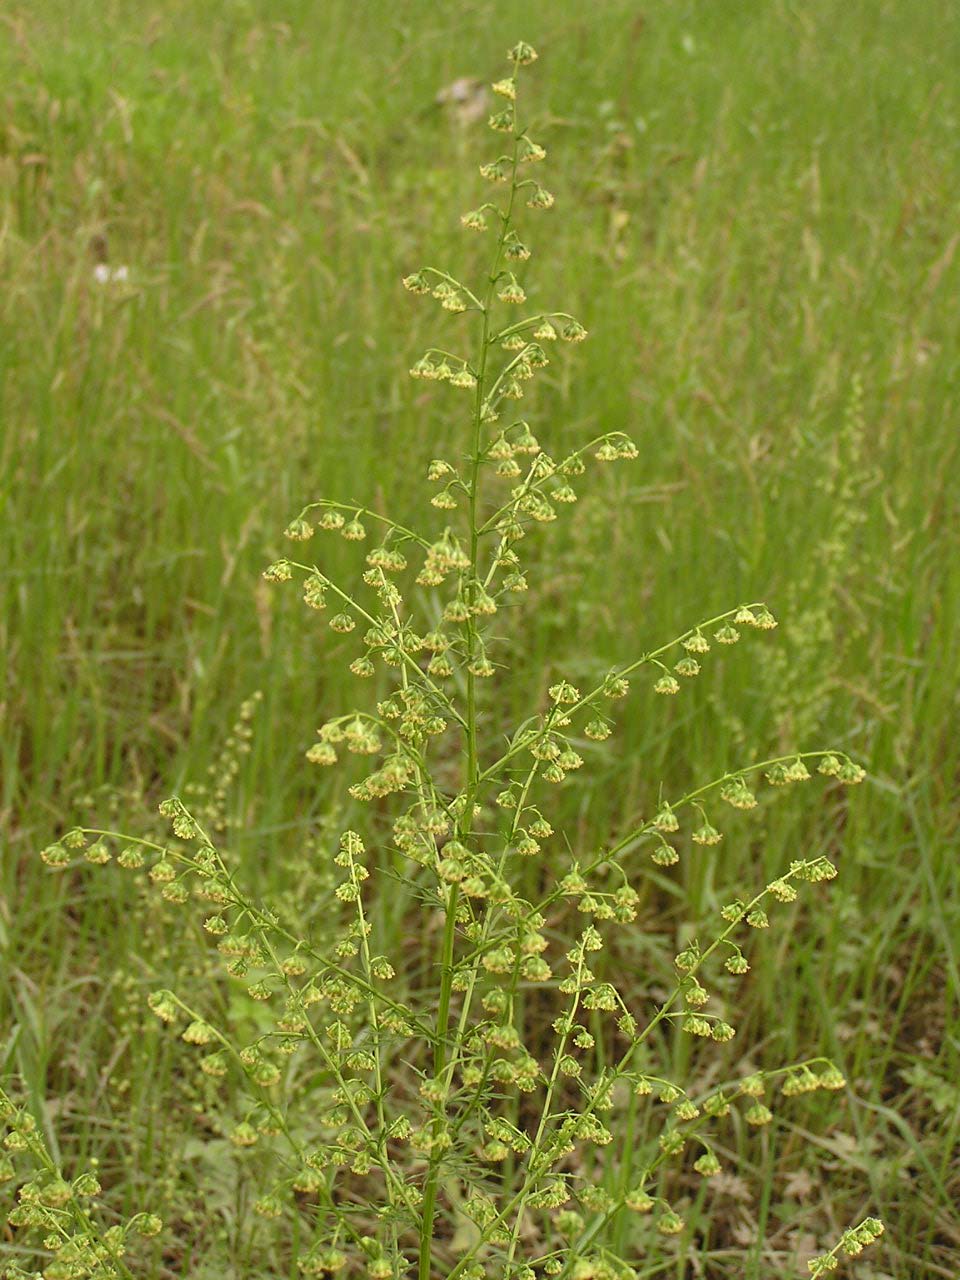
[{"left": 16, "top": 43, "right": 884, "bottom": 1280}]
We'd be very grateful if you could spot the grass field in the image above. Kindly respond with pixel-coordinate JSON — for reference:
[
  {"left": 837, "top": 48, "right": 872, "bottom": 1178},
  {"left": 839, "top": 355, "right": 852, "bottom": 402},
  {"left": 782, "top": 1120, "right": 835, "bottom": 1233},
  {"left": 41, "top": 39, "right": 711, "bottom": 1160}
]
[{"left": 2, "top": 1, "right": 959, "bottom": 1276}]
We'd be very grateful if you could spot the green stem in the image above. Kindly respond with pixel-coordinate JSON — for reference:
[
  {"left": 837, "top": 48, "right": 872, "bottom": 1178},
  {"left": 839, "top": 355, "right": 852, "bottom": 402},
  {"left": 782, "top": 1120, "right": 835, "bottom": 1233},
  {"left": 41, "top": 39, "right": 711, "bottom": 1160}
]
[
  {"left": 416, "top": 56, "right": 523, "bottom": 1280},
  {"left": 477, "top": 603, "right": 774, "bottom": 783},
  {"left": 457, "top": 748, "right": 851, "bottom": 970},
  {"left": 417, "top": 884, "right": 460, "bottom": 1280},
  {"left": 78, "top": 826, "right": 437, "bottom": 1039}
]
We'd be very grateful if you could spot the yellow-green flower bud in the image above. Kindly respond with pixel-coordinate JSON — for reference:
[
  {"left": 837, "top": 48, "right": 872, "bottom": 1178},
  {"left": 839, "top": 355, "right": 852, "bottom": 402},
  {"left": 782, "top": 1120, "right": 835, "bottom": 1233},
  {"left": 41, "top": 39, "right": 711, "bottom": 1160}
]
[
  {"left": 147, "top": 990, "right": 178, "bottom": 1023},
  {"left": 487, "top": 109, "right": 513, "bottom": 133},
  {"left": 262, "top": 559, "right": 292, "bottom": 582},
  {"left": 526, "top": 184, "right": 555, "bottom": 209},
  {"left": 284, "top": 517, "right": 313, "bottom": 541},
  {"left": 518, "top": 137, "right": 546, "bottom": 164},
  {"left": 561, "top": 319, "right": 587, "bottom": 341},
  {"left": 508, "top": 41, "right": 538, "bottom": 65},
  {"left": 461, "top": 208, "right": 488, "bottom": 231},
  {"left": 720, "top": 779, "right": 757, "bottom": 809},
  {"left": 402, "top": 271, "right": 431, "bottom": 294},
  {"left": 654, "top": 674, "right": 680, "bottom": 695},
  {"left": 40, "top": 843, "right": 70, "bottom": 868},
  {"left": 653, "top": 803, "right": 679, "bottom": 832},
  {"left": 745, "top": 1102, "right": 773, "bottom": 1126},
  {"left": 692, "top": 820, "right": 722, "bottom": 846},
  {"left": 497, "top": 274, "right": 526, "bottom": 304},
  {"left": 683, "top": 630, "right": 710, "bottom": 653},
  {"left": 675, "top": 656, "right": 700, "bottom": 677},
  {"left": 838, "top": 760, "right": 866, "bottom": 784},
  {"left": 480, "top": 158, "right": 510, "bottom": 183}
]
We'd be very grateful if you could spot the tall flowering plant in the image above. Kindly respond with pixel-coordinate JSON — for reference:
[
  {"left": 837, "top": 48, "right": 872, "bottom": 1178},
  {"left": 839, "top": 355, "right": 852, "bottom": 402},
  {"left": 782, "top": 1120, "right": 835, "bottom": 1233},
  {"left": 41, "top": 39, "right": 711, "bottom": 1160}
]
[{"left": 20, "top": 41, "right": 882, "bottom": 1280}]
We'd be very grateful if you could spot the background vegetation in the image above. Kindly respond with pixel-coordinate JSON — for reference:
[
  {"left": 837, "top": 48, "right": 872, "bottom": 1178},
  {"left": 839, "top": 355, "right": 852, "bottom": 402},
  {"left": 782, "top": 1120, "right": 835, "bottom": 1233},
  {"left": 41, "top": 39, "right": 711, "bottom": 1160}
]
[{"left": 2, "top": 1, "right": 958, "bottom": 1276}]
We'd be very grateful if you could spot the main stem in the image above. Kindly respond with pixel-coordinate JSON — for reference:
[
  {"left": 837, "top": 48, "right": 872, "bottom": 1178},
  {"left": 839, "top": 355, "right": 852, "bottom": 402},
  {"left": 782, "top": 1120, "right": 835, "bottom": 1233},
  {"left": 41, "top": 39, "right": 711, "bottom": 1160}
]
[{"left": 417, "top": 65, "right": 521, "bottom": 1280}]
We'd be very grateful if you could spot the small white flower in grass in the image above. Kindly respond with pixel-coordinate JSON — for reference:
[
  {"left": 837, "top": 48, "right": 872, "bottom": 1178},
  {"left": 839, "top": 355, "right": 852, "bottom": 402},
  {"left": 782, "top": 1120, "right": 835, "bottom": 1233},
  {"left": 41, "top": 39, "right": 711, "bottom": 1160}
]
[{"left": 92, "top": 263, "right": 130, "bottom": 284}]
